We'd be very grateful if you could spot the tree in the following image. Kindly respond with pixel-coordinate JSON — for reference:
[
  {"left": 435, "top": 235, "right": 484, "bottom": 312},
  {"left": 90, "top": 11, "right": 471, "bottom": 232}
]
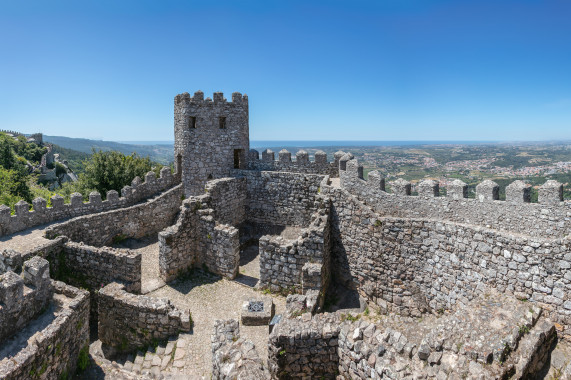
[{"left": 78, "top": 150, "right": 161, "bottom": 197}]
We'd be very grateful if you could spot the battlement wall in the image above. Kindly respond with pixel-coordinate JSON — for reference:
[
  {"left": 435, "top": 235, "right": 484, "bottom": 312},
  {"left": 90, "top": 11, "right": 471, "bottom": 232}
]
[
  {"left": 0, "top": 257, "right": 52, "bottom": 343},
  {"left": 339, "top": 156, "right": 571, "bottom": 239},
  {"left": 0, "top": 280, "right": 89, "bottom": 380},
  {"left": 45, "top": 183, "right": 183, "bottom": 247},
  {"left": 324, "top": 183, "right": 571, "bottom": 336},
  {"left": 233, "top": 170, "right": 326, "bottom": 228},
  {"left": 98, "top": 282, "right": 191, "bottom": 354},
  {"left": 174, "top": 91, "right": 249, "bottom": 197},
  {"left": 247, "top": 148, "right": 339, "bottom": 177},
  {"left": 0, "top": 166, "right": 179, "bottom": 237}
]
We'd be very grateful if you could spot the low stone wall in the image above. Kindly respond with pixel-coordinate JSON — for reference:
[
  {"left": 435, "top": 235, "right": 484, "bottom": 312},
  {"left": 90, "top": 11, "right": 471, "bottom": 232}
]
[
  {"left": 259, "top": 199, "right": 331, "bottom": 295},
  {"left": 247, "top": 148, "right": 338, "bottom": 177},
  {"left": 233, "top": 170, "right": 325, "bottom": 228},
  {"left": 340, "top": 157, "right": 571, "bottom": 239},
  {"left": 268, "top": 313, "right": 340, "bottom": 379},
  {"left": 0, "top": 280, "right": 90, "bottom": 380},
  {"left": 98, "top": 282, "right": 191, "bottom": 354},
  {"left": 211, "top": 319, "right": 269, "bottom": 379},
  {"left": 45, "top": 184, "right": 183, "bottom": 247},
  {"left": 326, "top": 184, "right": 571, "bottom": 336},
  {"left": 60, "top": 241, "right": 141, "bottom": 293},
  {"left": 0, "top": 167, "right": 179, "bottom": 237},
  {"left": 0, "top": 257, "right": 52, "bottom": 343}
]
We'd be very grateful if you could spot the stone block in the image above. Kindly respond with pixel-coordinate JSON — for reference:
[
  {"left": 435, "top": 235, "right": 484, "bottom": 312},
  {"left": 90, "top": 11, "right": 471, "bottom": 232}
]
[{"left": 241, "top": 297, "right": 274, "bottom": 326}]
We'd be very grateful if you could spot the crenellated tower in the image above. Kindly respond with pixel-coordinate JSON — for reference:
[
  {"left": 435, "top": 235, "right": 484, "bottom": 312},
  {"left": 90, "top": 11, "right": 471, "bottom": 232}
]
[{"left": 174, "top": 90, "right": 249, "bottom": 196}]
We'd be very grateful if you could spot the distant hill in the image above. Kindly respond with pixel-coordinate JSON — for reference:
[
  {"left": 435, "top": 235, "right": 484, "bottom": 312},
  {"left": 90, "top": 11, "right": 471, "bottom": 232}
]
[{"left": 44, "top": 135, "right": 174, "bottom": 165}]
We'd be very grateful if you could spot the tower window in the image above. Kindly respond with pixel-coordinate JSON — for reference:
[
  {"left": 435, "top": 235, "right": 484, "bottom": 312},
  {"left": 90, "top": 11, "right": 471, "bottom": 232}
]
[
  {"left": 188, "top": 116, "right": 196, "bottom": 129},
  {"left": 219, "top": 117, "right": 226, "bottom": 129}
]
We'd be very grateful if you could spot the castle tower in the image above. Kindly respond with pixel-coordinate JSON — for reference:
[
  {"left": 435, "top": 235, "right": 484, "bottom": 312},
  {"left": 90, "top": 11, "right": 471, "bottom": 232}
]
[{"left": 174, "top": 91, "right": 249, "bottom": 196}]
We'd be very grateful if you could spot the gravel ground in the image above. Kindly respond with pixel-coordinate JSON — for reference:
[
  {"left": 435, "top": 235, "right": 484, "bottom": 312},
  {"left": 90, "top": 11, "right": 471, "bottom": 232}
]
[{"left": 148, "top": 269, "right": 286, "bottom": 378}]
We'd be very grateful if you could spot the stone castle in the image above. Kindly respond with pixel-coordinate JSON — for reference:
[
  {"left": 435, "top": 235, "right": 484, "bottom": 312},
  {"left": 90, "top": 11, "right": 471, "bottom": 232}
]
[{"left": 1, "top": 91, "right": 571, "bottom": 379}]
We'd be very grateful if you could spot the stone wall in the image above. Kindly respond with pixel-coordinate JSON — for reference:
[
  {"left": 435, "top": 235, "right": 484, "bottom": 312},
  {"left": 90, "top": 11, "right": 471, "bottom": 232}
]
[
  {"left": 45, "top": 184, "right": 183, "bottom": 247},
  {"left": 61, "top": 242, "right": 142, "bottom": 293},
  {"left": 340, "top": 157, "right": 571, "bottom": 239},
  {"left": 0, "top": 257, "right": 52, "bottom": 343},
  {"left": 205, "top": 177, "right": 247, "bottom": 226},
  {"left": 268, "top": 313, "right": 340, "bottom": 379},
  {"left": 259, "top": 199, "right": 331, "bottom": 296},
  {"left": 325, "top": 184, "right": 571, "bottom": 336},
  {"left": 0, "top": 166, "right": 178, "bottom": 237},
  {"left": 233, "top": 170, "right": 325, "bottom": 228},
  {"left": 159, "top": 178, "right": 244, "bottom": 282},
  {"left": 247, "top": 148, "right": 338, "bottom": 177},
  {"left": 174, "top": 91, "right": 249, "bottom": 197},
  {"left": 98, "top": 282, "right": 191, "bottom": 354},
  {"left": 211, "top": 319, "right": 269, "bottom": 379},
  {"left": 0, "top": 280, "right": 90, "bottom": 380}
]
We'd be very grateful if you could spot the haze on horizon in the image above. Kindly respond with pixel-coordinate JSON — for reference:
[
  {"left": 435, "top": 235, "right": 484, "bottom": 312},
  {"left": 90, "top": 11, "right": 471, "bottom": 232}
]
[{"left": 1, "top": 0, "right": 570, "bottom": 142}]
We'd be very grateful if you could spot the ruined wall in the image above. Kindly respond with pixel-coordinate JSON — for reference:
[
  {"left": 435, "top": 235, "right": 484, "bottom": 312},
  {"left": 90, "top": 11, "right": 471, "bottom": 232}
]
[
  {"left": 0, "top": 257, "right": 52, "bottom": 343},
  {"left": 45, "top": 184, "right": 183, "bottom": 247},
  {"left": 205, "top": 177, "right": 247, "bottom": 226},
  {"left": 325, "top": 184, "right": 571, "bottom": 336},
  {"left": 0, "top": 167, "right": 178, "bottom": 237},
  {"left": 159, "top": 178, "right": 245, "bottom": 282},
  {"left": 233, "top": 170, "right": 325, "bottom": 228},
  {"left": 259, "top": 200, "right": 331, "bottom": 294},
  {"left": 340, "top": 157, "right": 571, "bottom": 239},
  {"left": 0, "top": 280, "right": 90, "bottom": 380},
  {"left": 61, "top": 242, "right": 141, "bottom": 293},
  {"left": 268, "top": 313, "right": 340, "bottom": 379},
  {"left": 174, "top": 91, "right": 249, "bottom": 197},
  {"left": 247, "top": 148, "right": 338, "bottom": 177},
  {"left": 98, "top": 282, "right": 191, "bottom": 354},
  {"left": 211, "top": 319, "right": 269, "bottom": 379}
]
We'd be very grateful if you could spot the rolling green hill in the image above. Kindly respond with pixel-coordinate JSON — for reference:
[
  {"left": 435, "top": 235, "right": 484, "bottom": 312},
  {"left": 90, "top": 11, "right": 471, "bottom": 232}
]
[{"left": 44, "top": 135, "right": 174, "bottom": 165}]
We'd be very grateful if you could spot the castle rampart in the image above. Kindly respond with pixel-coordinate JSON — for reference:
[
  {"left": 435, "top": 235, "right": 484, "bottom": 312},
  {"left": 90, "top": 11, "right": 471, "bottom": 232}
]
[
  {"left": 0, "top": 166, "right": 178, "bottom": 238},
  {"left": 247, "top": 148, "right": 338, "bottom": 177},
  {"left": 339, "top": 156, "right": 571, "bottom": 239}
]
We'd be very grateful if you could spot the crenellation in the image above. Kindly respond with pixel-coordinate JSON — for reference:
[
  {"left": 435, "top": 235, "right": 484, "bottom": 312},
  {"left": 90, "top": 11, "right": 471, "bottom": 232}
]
[
  {"left": 476, "top": 179, "right": 500, "bottom": 201},
  {"left": 89, "top": 191, "right": 102, "bottom": 204},
  {"left": 391, "top": 178, "right": 412, "bottom": 195},
  {"left": 32, "top": 197, "right": 47, "bottom": 212},
  {"left": 539, "top": 180, "right": 564, "bottom": 205},
  {"left": 295, "top": 149, "right": 309, "bottom": 164},
  {"left": 418, "top": 179, "right": 439, "bottom": 197},
  {"left": 506, "top": 180, "right": 532, "bottom": 203},
  {"left": 447, "top": 179, "right": 468, "bottom": 199},
  {"left": 367, "top": 170, "right": 386, "bottom": 191},
  {"left": 278, "top": 148, "right": 291, "bottom": 162},
  {"left": 14, "top": 200, "right": 28, "bottom": 216},
  {"left": 70, "top": 192, "right": 83, "bottom": 208},
  {"left": 262, "top": 148, "right": 274, "bottom": 161}
]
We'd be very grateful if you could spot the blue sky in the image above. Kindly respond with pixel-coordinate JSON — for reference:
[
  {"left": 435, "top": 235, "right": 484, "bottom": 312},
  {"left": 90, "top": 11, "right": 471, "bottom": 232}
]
[{"left": 1, "top": 0, "right": 570, "bottom": 141}]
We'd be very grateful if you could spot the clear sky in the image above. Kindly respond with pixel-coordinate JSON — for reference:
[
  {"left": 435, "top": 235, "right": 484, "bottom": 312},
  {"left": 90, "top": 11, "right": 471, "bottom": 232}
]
[{"left": 1, "top": 0, "right": 570, "bottom": 142}]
